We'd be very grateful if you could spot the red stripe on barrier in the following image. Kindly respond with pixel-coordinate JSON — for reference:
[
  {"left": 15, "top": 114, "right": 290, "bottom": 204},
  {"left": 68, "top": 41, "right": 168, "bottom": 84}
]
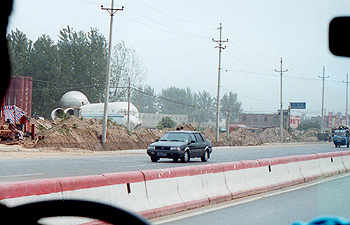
[
  {"left": 273, "top": 155, "right": 300, "bottom": 164},
  {"left": 57, "top": 175, "right": 107, "bottom": 192},
  {"left": 142, "top": 168, "right": 176, "bottom": 181},
  {"left": 241, "top": 160, "right": 260, "bottom": 169},
  {"left": 173, "top": 165, "right": 202, "bottom": 177},
  {"left": 298, "top": 154, "right": 318, "bottom": 161},
  {"left": 103, "top": 171, "right": 144, "bottom": 185},
  {"left": 316, "top": 152, "right": 342, "bottom": 158},
  {"left": 0, "top": 179, "right": 61, "bottom": 200},
  {"left": 198, "top": 163, "right": 224, "bottom": 174},
  {"left": 222, "top": 161, "right": 244, "bottom": 171},
  {"left": 257, "top": 158, "right": 274, "bottom": 167},
  {"left": 341, "top": 150, "right": 350, "bottom": 156}
]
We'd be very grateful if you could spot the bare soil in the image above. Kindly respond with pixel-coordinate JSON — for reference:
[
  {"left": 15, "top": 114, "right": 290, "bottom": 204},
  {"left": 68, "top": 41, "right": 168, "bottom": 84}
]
[{"left": 16, "top": 116, "right": 319, "bottom": 152}]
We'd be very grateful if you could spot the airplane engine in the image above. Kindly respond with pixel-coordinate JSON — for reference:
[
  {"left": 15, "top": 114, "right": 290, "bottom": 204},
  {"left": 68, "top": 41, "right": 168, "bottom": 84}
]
[
  {"left": 64, "top": 108, "right": 75, "bottom": 116},
  {"left": 51, "top": 108, "right": 64, "bottom": 120}
]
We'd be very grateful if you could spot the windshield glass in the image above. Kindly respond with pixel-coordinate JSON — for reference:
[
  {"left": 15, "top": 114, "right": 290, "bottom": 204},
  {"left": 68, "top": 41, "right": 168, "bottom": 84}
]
[
  {"left": 159, "top": 133, "right": 189, "bottom": 142},
  {"left": 334, "top": 130, "right": 347, "bottom": 135}
]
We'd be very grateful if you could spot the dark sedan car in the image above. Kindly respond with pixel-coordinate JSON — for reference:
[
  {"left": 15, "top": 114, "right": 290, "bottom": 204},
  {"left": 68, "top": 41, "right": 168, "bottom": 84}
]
[{"left": 147, "top": 131, "right": 212, "bottom": 163}]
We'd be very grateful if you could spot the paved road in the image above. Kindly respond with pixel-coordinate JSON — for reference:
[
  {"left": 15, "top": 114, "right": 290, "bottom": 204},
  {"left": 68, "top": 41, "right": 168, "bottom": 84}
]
[
  {"left": 0, "top": 142, "right": 345, "bottom": 183},
  {"left": 154, "top": 173, "right": 350, "bottom": 225}
]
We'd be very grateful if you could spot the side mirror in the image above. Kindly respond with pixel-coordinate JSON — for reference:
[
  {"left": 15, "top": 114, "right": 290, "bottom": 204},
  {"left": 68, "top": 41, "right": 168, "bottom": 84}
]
[
  {"left": 329, "top": 17, "right": 350, "bottom": 57},
  {"left": 155, "top": 138, "right": 159, "bottom": 142}
]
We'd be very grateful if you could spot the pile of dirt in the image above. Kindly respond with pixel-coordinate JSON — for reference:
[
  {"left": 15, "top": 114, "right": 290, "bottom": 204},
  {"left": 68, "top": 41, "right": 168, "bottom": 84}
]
[
  {"left": 23, "top": 116, "right": 319, "bottom": 151},
  {"left": 27, "top": 117, "right": 196, "bottom": 151}
]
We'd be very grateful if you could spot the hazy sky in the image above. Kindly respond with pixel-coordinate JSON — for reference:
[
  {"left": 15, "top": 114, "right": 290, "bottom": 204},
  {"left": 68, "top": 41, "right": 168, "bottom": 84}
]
[{"left": 7, "top": 0, "right": 350, "bottom": 117}]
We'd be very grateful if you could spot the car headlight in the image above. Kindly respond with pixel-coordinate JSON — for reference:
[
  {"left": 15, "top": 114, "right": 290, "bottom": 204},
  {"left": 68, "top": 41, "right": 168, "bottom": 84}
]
[
  {"left": 148, "top": 146, "right": 155, "bottom": 150},
  {"left": 170, "top": 146, "right": 181, "bottom": 151}
]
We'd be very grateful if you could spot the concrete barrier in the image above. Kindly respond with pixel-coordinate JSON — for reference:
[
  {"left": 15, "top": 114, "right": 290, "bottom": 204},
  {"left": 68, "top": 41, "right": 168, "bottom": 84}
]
[
  {"left": 140, "top": 168, "right": 185, "bottom": 218},
  {"left": 341, "top": 151, "right": 350, "bottom": 171},
  {"left": 260, "top": 157, "right": 296, "bottom": 190},
  {"left": 283, "top": 155, "right": 305, "bottom": 184},
  {"left": 0, "top": 179, "right": 63, "bottom": 207},
  {"left": 199, "top": 163, "right": 232, "bottom": 204},
  {"left": 174, "top": 165, "right": 209, "bottom": 210},
  {"left": 223, "top": 161, "right": 250, "bottom": 199},
  {"left": 241, "top": 160, "right": 266, "bottom": 195},
  {"left": 298, "top": 154, "right": 324, "bottom": 181},
  {"left": 1, "top": 150, "right": 349, "bottom": 221},
  {"left": 103, "top": 171, "right": 151, "bottom": 213},
  {"left": 316, "top": 152, "right": 342, "bottom": 176}
]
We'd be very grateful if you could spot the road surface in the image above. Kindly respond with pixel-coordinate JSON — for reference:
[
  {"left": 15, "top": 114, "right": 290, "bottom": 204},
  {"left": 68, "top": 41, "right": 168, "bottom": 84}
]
[
  {"left": 152, "top": 173, "right": 350, "bottom": 225},
  {"left": 0, "top": 142, "right": 344, "bottom": 183}
]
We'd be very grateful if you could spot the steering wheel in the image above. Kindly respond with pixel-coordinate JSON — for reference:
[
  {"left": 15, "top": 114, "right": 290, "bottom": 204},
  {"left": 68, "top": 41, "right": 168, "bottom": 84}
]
[{"left": 0, "top": 200, "right": 150, "bottom": 225}]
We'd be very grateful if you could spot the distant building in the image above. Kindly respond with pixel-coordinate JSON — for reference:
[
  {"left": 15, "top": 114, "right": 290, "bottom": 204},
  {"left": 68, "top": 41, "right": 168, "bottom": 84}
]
[
  {"left": 238, "top": 110, "right": 290, "bottom": 129},
  {"left": 140, "top": 113, "right": 188, "bottom": 128}
]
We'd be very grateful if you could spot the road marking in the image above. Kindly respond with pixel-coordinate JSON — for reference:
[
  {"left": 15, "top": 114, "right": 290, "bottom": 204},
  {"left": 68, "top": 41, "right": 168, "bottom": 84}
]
[
  {"left": 0, "top": 173, "right": 44, "bottom": 178},
  {"left": 151, "top": 173, "right": 350, "bottom": 224}
]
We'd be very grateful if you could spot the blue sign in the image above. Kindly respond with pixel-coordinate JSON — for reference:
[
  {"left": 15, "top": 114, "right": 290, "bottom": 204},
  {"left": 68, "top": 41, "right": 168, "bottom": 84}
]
[{"left": 290, "top": 102, "right": 306, "bottom": 109}]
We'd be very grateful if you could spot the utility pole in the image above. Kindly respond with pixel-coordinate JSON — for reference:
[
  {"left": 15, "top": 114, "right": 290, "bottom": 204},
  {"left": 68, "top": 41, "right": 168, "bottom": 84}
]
[
  {"left": 212, "top": 23, "right": 228, "bottom": 142},
  {"left": 275, "top": 58, "right": 288, "bottom": 142},
  {"left": 101, "top": 0, "right": 124, "bottom": 148},
  {"left": 127, "top": 77, "right": 131, "bottom": 131},
  {"left": 318, "top": 66, "right": 329, "bottom": 133},
  {"left": 343, "top": 73, "right": 349, "bottom": 126}
]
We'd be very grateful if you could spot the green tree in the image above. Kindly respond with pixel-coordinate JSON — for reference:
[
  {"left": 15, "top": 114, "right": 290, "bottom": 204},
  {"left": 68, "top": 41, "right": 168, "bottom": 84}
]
[
  {"left": 159, "top": 86, "right": 196, "bottom": 121},
  {"left": 193, "top": 90, "right": 216, "bottom": 125},
  {"left": 7, "top": 29, "right": 32, "bottom": 77},
  {"left": 131, "top": 85, "right": 157, "bottom": 113},
  {"left": 57, "top": 26, "right": 107, "bottom": 104},
  {"left": 30, "top": 34, "right": 59, "bottom": 116},
  {"left": 297, "top": 120, "right": 320, "bottom": 131},
  {"left": 220, "top": 91, "right": 242, "bottom": 127},
  {"left": 110, "top": 40, "right": 147, "bottom": 102},
  {"left": 157, "top": 116, "right": 176, "bottom": 129}
]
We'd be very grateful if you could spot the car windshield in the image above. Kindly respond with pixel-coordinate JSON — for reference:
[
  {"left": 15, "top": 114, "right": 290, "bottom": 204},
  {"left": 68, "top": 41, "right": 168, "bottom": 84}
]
[
  {"left": 334, "top": 130, "right": 347, "bottom": 135},
  {"left": 159, "top": 133, "right": 189, "bottom": 142}
]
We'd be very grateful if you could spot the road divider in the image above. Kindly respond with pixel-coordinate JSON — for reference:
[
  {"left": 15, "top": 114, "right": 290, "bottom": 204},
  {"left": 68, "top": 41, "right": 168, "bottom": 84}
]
[{"left": 0, "top": 150, "right": 349, "bottom": 220}]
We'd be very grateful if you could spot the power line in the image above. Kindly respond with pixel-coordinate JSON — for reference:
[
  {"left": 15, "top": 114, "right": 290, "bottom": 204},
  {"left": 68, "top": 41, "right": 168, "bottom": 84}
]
[
  {"left": 136, "top": 0, "right": 216, "bottom": 25},
  {"left": 126, "top": 8, "right": 211, "bottom": 39},
  {"left": 119, "top": 13, "right": 209, "bottom": 39},
  {"left": 223, "top": 25, "right": 279, "bottom": 60},
  {"left": 220, "top": 85, "right": 279, "bottom": 104}
]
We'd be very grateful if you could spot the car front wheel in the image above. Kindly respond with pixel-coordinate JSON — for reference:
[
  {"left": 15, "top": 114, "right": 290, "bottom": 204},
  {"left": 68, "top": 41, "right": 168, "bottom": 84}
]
[
  {"left": 181, "top": 150, "right": 190, "bottom": 163},
  {"left": 150, "top": 156, "right": 159, "bottom": 162}
]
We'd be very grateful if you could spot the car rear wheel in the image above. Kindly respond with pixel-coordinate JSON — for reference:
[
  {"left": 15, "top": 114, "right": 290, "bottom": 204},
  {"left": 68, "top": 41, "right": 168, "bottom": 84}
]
[
  {"left": 201, "top": 150, "right": 209, "bottom": 162},
  {"left": 181, "top": 150, "right": 189, "bottom": 163}
]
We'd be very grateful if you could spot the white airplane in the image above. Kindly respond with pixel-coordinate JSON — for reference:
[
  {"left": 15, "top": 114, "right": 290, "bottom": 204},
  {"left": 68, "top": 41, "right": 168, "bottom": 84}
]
[{"left": 51, "top": 91, "right": 142, "bottom": 129}]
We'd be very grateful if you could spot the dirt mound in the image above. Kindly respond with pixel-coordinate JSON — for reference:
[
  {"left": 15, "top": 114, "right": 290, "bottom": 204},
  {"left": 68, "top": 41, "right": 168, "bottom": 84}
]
[
  {"left": 28, "top": 117, "right": 196, "bottom": 151},
  {"left": 23, "top": 116, "right": 319, "bottom": 151}
]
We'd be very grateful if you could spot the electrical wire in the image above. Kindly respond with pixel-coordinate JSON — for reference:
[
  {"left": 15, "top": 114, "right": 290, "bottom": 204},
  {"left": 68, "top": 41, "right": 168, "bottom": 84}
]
[{"left": 136, "top": 0, "right": 216, "bottom": 25}]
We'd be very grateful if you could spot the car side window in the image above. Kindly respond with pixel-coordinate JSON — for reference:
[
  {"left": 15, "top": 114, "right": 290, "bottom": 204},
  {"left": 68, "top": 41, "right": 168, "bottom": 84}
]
[
  {"left": 194, "top": 133, "right": 204, "bottom": 142},
  {"left": 190, "top": 134, "right": 196, "bottom": 143},
  {"left": 199, "top": 133, "right": 206, "bottom": 142}
]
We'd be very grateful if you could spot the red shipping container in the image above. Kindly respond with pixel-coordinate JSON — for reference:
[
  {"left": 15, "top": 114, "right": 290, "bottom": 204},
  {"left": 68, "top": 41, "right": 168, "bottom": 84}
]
[{"left": 3, "top": 76, "right": 33, "bottom": 116}]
